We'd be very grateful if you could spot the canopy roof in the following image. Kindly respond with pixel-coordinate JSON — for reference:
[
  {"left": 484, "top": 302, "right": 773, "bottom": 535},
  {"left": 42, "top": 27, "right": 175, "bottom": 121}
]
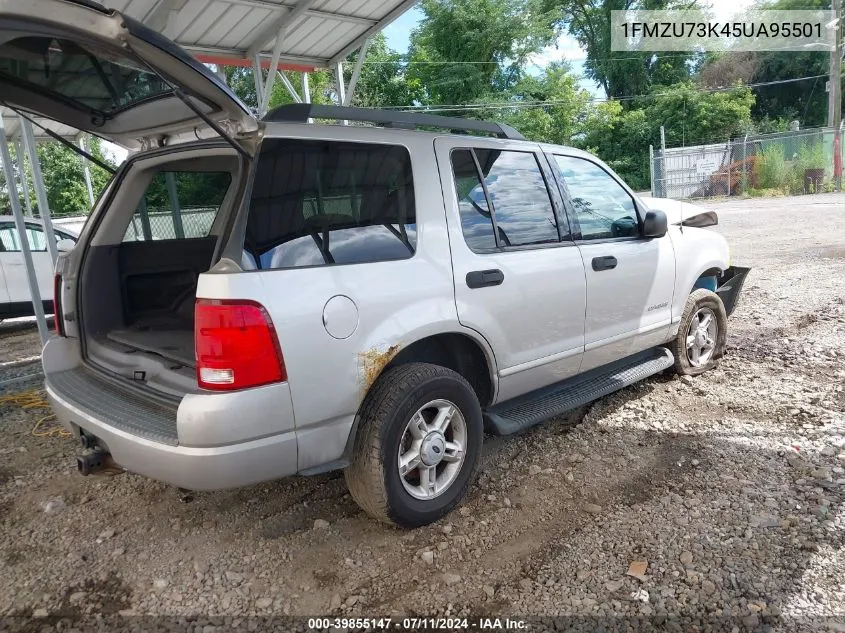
[
  {"left": 104, "top": 0, "right": 418, "bottom": 70},
  {"left": 0, "top": 106, "right": 81, "bottom": 141}
]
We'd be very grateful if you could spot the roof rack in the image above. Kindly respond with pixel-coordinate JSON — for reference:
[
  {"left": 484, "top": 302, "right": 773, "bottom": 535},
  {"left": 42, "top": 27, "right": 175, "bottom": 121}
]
[{"left": 262, "top": 104, "right": 525, "bottom": 140}]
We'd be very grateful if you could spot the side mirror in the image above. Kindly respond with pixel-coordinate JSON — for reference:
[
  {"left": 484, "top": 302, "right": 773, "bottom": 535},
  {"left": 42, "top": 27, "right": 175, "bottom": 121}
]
[
  {"left": 642, "top": 210, "right": 668, "bottom": 238},
  {"left": 56, "top": 238, "right": 76, "bottom": 253}
]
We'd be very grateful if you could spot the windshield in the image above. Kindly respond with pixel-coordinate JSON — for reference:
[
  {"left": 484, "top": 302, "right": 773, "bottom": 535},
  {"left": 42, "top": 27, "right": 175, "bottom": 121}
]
[{"left": 0, "top": 36, "right": 170, "bottom": 119}]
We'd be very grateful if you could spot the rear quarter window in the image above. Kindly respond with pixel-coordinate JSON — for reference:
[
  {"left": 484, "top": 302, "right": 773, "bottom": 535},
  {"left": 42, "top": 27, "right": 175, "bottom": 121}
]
[
  {"left": 123, "top": 171, "right": 231, "bottom": 241},
  {"left": 245, "top": 139, "right": 416, "bottom": 269}
]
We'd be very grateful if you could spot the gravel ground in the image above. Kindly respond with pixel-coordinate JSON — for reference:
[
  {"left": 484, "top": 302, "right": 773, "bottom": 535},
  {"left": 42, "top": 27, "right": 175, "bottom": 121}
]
[{"left": 0, "top": 193, "right": 843, "bottom": 632}]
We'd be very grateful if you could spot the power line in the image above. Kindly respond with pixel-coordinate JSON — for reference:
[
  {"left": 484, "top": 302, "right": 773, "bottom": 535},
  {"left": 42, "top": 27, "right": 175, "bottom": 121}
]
[
  {"left": 360, "top": 52, "right": 711, "bottom": 65},
  {"left": 379, "top": 74, "right": 829, "bottom": 113}
]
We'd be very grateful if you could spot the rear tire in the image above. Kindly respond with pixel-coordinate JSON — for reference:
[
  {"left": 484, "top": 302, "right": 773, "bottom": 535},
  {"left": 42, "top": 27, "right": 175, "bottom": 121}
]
[
  {"left": 671, "top": 289, "right": 728, "bottom": 376},
  {"left": 345, "top": 363, "right": 483, "bottom": 528}
]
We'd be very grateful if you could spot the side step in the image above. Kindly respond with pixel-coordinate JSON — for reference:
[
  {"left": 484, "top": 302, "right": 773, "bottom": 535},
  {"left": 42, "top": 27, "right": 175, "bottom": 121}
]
[{"left": 483, "top": 347, "right": 674, "bottom": 436}]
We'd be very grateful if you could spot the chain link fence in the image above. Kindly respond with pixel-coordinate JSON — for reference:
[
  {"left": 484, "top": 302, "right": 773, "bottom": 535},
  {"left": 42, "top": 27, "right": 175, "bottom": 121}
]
[
  {"left": 651, "top": 127, "right": 844, "bottom": 199},
  {"left": 124, "top": 207, "right": 218, "bottom": 241}
]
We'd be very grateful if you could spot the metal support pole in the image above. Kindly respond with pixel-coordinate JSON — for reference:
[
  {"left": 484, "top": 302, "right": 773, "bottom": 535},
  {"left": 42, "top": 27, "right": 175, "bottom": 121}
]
[
  {"left": 79, "top": 136, "right": 95, "bottom": 208},
  {"left": 252, "top": 55, "right": 265, "bottom": 114},
  {"left": 14, "top": 141, "right": 33, "bottom": 217},
  {"left": 649, "top": 145, "right": 655, "bottom": 197},
  {"left": 726, "top": 138, "right": 731, "bottom": 196},
  {"left": 302, "top": 72, "right": 312, "bottom": 123},
  {"left": 344, "top": 38, "right": 371, "bottom": 106},
  {"left": 742, "top": 134, "right": 748, "bottom": 195},
  {"left": 335, "top": 62, "right": 347, "bottom": 124},
  {"left": 260, "top": 32, "right": 287, "bottom": 115},
  {"left": 278, "top": 70, "right": 302, "bottom": 103},
  {"left": 830, "top": 0, "right": 843, "bottom": 190},
  {"left": 137, "top": 198, "right": 153, "bottom": 241},
  {"left": 302, "top": 72, "right": 311, "bottom": 103},
  {"left": 19, "top": 116, "right": 58, "bottom": 265},
  {"left": 0, "top": 116, "right": 49, "bottom": 344},
  {"left": 827, "top": 0, "right": 842, "bottom": 130},
  {"left": 165, "top": 172, "right": 184, "bottom": 239},
  {"left": 659, "top": 125, "right": 667, "bottom": 198}
]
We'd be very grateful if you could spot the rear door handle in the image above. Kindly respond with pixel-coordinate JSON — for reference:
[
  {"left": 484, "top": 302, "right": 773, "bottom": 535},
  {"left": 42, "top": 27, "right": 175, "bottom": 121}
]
[
  {"left": 591, "top": 256, "right": 618, "bottom": 271},
  {"left": 466, "top": 269, "right": 504, "bottom": 289}
]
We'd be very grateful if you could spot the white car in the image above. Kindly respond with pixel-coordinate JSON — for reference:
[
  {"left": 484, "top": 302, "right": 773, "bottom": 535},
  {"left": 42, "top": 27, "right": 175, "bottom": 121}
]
[
  {"left": 0, "top": 216, "right": 77, "bottom": 319},
  {"left": 1, "top": 0, "right": 749, "bottom": 528}
]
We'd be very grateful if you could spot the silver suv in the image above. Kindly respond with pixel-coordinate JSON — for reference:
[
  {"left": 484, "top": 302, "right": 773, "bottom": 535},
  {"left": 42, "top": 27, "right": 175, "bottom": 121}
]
[{"left": 3, "top": 0, "right": 749, "bottom": 527}]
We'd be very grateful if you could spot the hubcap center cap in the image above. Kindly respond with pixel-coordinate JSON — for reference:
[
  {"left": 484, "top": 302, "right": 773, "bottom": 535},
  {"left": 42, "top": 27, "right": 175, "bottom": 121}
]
[{"left": 420, "top": 432, "right": 446, "bottom": 467}]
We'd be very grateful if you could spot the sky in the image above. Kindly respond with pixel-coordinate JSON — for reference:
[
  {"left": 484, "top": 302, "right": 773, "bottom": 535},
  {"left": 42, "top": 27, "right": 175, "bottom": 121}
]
[{"left": 381, "top": 0, "right": 758, "bottom": 97}]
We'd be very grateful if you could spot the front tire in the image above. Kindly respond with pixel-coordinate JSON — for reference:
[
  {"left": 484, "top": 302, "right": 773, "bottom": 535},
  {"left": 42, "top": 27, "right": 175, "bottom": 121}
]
[
  {"left": 345, "top": 363, "right": 483, "bottom": 528},
  {"left": 671, "top": 289, "right": 728, "bottom": 376}
]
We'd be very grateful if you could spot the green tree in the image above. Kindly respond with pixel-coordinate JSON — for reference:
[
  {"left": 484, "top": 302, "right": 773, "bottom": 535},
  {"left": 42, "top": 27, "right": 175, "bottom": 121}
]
[
  {"left": 35, "top": 137, "right": 114, "bottom": 216},
  {"left": 406, "top": 0, "right": 556, "bottom": 106},
  {"left": 579, "top": 100, "right": 654, "bottom": 187},
  {"left": 579, "top": 83, "right": 755, "bottom": 188},
  {"left": 224, "top": 34, "right": 417, "bottom": 112},
  {"left": 224, "top": 65, "right": 336, "bottom": 112},
  {"left": 647, "top": 82, "right": 755, "bottom": 147},
  {"left": 343, "top": 35, "right": 425, "bottom": 107},
  {"left": 472, "top": 62, "right": 591, "bottom": 144},
  {"left": 0, "top": 144, "right": 27, "bottom": 215},
  {"left": 696, "top": 0, "right": 836, "bottom": 127},
  {"left": 2, "top": 138, "right": 114, "bottom": 217},
  {"left": 542, "top": 0, "right": 699, "bottom": 99}
]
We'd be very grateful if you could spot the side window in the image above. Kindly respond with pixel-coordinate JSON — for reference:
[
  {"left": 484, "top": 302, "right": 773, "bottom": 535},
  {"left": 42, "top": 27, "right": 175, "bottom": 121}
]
[
  {"left": 124, "top": 171, "right": 231, "bottom": 242},
  {"left": 247, "top": 139, "right": 416, "bottom": 269},
  {"left": 0, "top": 224, "right": 69, "bottom": 252},
  {"left": 475, "top": 149, "right": 559, "bottom": 246},
  {"left": 450, "top": 148, "right": 559, "bottom": 251},
  {"left": 0, "top": 224, "right": 20, "bottom": 252},
  {"left": 553, "top": 155, "right": 639, "bottom": 240},
  {"left": 26, "top": 225, "right": 47, "bottom": 251},
  {"left": 451, "top": 150, "right": 496, "bottom": 251}
]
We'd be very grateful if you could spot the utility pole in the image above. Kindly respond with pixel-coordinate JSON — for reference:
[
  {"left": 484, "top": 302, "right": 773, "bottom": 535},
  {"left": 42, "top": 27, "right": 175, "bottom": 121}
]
[
  {"left": 830, "top": 0, "right": 842, "bottom": 129},
  {"left": 830, "top": 0, "right": 842, "bottom": 188}
]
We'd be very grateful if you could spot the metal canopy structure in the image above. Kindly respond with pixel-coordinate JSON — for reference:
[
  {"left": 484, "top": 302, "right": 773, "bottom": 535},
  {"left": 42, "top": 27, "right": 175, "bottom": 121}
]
[
  {"left": 104, "top": 0, "right": 418, "bottom": 71},
  {"left": 0, "top": 108, "right": 99, "bottom": 344},
  {"left": 0, "top": 108, "right": 82, "bottom": 142}
]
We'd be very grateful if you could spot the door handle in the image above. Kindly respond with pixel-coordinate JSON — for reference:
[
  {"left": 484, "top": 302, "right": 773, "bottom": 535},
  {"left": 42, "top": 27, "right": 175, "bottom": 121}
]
[
  {"left": 591, "top": 255, "right": 618, "bottom": 271},
  {"left": 466, "top": 269, "right": 504, "bottom": 289}
]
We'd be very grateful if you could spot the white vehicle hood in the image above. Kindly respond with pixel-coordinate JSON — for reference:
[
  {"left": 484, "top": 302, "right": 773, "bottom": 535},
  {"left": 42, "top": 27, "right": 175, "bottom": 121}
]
[{"left": 639, "top": 196, "right": 718, "bottom": 228}]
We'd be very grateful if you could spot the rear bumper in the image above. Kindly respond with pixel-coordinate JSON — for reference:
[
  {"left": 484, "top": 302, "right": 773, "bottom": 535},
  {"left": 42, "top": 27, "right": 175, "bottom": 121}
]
[
  {"left": 716, "top": 266, "right": 751, "bottom": 317},
  {"left": 43, "top": 340, "right": 299, "bottom": 490}
]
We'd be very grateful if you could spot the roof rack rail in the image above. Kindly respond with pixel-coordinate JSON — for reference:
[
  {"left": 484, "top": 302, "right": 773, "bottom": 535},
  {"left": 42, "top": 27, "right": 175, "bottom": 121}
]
[{"left": 262, "top": 104, "right": 525, "bottom": 141}]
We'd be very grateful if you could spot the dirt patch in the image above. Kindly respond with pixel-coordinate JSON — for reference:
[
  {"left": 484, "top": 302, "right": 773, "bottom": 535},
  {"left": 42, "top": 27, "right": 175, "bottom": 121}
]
[{"left": 358, "top": 344, "right": 400, "bottom": 392}]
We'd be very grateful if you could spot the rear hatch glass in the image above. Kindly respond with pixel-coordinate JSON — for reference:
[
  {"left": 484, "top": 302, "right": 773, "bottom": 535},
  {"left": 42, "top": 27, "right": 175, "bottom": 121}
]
[{"left": 0, "top": 36, "right": 170, "bottom": 120}]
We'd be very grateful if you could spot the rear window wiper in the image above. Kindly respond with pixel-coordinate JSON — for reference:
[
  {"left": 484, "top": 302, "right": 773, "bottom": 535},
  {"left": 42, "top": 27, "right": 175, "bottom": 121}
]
[{"left": 3, "top": 105, "right": 117, "bottom": 174}]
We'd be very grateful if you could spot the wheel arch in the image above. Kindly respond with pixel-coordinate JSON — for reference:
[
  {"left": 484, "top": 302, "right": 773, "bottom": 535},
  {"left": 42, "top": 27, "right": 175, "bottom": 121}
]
[
  {"left": 316, "top": 329, "right": 497, "bottom": 476},
  {"left": 673, "top": 258, "right": 728, "bottom": 322},
  {"left": 383, "top": 332, "right": 497, "bottom": 408}
]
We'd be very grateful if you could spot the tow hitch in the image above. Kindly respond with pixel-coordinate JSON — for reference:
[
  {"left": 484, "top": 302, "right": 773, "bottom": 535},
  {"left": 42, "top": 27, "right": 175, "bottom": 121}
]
[{"left": 77, "top": 450, "right": 122, "bottom": 476}]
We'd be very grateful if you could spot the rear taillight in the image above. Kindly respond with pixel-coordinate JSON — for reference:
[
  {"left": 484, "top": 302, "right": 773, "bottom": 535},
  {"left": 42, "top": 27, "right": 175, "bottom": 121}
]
[
  {"left": 53, "top": 274, "right": 65, "bottom": 337},
  {"left": 195, "top": 299, "right": 286, "bottom": 391}
]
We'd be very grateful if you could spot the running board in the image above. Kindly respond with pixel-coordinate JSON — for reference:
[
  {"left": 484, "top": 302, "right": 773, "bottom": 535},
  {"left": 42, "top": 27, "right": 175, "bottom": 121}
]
[{"left": 483, "top": 347, "right": 674, "bottom": 436}]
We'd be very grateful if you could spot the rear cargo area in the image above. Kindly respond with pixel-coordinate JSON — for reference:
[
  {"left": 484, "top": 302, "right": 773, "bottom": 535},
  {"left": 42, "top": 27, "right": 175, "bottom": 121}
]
[
  {"left": 82, "top": 236, "right": 212, "bottom": 369},
  {"left": 77, "top": 149, "right": 238, "bottom": 398}
]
